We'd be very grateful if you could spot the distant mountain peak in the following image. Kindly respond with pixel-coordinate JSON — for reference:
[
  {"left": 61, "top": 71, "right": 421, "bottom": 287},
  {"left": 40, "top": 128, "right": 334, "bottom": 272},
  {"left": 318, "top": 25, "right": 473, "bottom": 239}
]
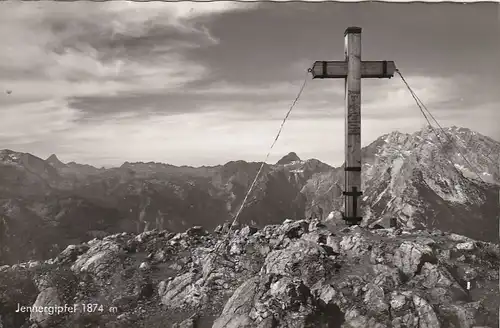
[
  {"left": 276, "top": 152, "right": 301, "bottom": 165},
  {"left": 46, "top": 154, "right": 66, "bottom": 168},
  {"left": 47, "top": 154, "right": 62, "bottom": 163}
]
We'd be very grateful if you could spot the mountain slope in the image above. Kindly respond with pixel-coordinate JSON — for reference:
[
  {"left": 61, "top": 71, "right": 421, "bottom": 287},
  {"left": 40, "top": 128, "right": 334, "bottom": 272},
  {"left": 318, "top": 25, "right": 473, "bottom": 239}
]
[
  {"left": 304, "top": 126, "right": 499, "bottom": 242},
  {"left": 0, "top": 150, "right": 61, "bottom": 196}
]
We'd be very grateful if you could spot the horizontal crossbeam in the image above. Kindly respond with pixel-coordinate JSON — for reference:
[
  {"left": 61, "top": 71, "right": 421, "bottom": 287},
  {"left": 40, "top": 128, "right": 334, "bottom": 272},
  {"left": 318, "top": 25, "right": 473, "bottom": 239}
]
[{"left": 311, "top": 60, "right": 396, "bottom": 79}]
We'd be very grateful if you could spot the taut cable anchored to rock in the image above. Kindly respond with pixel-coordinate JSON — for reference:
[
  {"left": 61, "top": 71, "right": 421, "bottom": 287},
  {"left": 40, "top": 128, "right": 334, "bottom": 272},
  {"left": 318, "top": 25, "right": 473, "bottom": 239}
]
[{"left": 210, "top": 69, "right": 310, "bottom": 256}]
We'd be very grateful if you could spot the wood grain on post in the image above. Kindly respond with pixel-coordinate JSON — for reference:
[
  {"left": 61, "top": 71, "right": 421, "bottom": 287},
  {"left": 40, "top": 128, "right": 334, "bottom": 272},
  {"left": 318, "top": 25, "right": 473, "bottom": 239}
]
[{"left": 344, "top": 27, "right": 362, "bottom": 223}]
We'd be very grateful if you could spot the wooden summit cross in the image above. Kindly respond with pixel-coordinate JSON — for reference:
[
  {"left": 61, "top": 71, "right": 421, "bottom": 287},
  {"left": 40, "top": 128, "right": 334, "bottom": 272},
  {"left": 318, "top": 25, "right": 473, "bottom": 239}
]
[{"left": 311, "top": 27, "right": 396, "bottom": 226}]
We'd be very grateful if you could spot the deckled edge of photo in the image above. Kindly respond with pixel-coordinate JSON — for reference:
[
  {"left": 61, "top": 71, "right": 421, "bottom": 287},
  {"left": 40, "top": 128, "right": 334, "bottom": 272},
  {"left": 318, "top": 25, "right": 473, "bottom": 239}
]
[{"left": 1, "top": 0, "right": 499, "bottom": 3}]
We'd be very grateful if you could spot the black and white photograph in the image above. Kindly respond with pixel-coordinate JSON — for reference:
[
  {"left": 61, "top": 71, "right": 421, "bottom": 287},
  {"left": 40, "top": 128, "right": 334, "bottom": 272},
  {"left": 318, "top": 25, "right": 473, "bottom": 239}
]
[{"left": 0, "top": 1, "right": 499, "bottom": 327}]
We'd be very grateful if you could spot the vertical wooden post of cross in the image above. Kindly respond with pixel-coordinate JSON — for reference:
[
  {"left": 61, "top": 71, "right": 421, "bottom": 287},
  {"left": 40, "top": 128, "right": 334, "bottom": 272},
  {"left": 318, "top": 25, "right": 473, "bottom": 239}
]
[
  {"left": 343, "top": 27, "right": 363, "bottom": 225},
  {"left": 310, "top": 27, "right": 395, "bottom": 226}
]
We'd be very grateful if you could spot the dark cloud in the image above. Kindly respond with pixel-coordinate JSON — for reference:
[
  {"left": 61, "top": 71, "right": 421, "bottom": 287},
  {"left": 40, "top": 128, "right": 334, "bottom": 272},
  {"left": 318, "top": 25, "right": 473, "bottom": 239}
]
[
  {"left": 188, "top": 2, "right": 499, "bottom": 83},
  {"left": 45, "top": 19, "right": 215, "bottom": 63},
  {"left": 67, "top": 88, "right": 293, "bottom": 119}
]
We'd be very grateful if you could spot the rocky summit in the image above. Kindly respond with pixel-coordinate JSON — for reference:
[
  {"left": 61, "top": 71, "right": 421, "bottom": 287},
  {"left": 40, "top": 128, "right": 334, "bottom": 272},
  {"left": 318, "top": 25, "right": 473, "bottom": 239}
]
[{"left": 0, "top": 216, "right": 498, "bottom": 328}]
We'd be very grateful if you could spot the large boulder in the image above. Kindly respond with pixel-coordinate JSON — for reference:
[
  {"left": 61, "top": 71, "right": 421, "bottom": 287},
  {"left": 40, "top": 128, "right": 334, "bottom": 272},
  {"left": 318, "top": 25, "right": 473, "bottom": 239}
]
[
  {"left": 262, "top": 239, "right": 330, "bottom": 287},
  {"left": 212, "top": 276, "right": 260, "bottom": 328},
  {"left": 71, "top": 240, "right": 124, "bottom": 280},
  {"left": 393, "top": 241, "right": 437, "bottom": 278},
  {"left": 29, "top": 287, "right": 63, "bottom": 328}
]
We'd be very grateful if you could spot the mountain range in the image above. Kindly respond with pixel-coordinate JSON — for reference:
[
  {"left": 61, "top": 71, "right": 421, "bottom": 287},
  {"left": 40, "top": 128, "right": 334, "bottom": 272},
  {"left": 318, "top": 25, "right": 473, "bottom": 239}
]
[{"left": 0, "top": 125, "right": 498, "bottom": 265}]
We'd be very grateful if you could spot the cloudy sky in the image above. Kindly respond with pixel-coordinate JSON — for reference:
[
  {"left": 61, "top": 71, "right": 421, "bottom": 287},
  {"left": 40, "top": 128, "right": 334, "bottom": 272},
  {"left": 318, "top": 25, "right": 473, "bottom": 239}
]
[{"left": 0, "top": 1, "right": 499, "bottom": 167}]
